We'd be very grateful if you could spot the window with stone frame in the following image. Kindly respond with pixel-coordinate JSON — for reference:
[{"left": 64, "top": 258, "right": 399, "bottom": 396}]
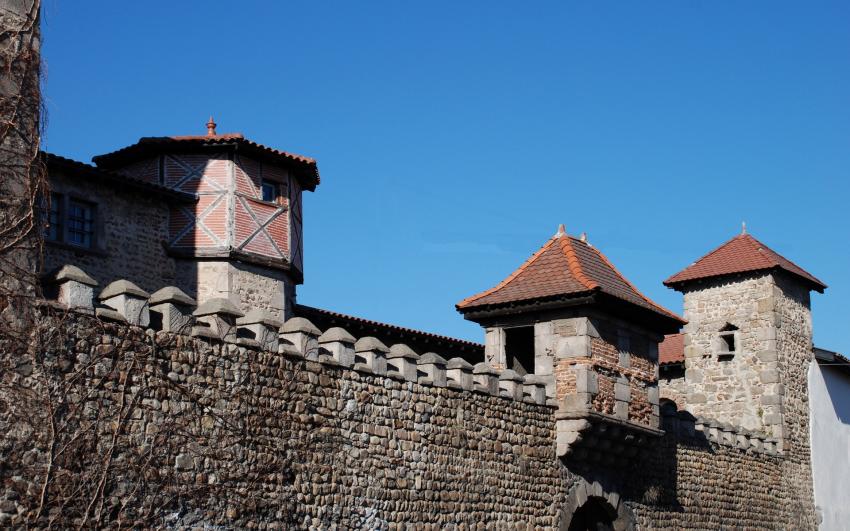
[{"left": 716, "top": 323, "right": 739, "bottom": 361}]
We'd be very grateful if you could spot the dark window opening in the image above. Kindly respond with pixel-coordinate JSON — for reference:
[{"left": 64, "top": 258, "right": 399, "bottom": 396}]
[
  {"left": 505, "top": 326, "right": 535, "bottom": 376},
  {"left": 659, "top": 363, "right": 684, "bottom": 381},
  {"left": 568, "top": 498, "right": 615, "bottom": 531},
  {"left": 261, "top": 180, "right": 279, "bottom": 203},
  {"left": 718, "top": 323, "right": 738, "bottom": 360}
]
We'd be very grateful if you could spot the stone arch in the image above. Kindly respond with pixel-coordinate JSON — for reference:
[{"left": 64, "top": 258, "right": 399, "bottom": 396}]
[{"left": 558, "top": 478, "right": 634, "bottom": 531}]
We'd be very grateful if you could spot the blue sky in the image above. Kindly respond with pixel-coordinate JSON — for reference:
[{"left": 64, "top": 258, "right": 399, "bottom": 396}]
[{"left": 41, "top": 1, "right": 849, "bottom": 352}]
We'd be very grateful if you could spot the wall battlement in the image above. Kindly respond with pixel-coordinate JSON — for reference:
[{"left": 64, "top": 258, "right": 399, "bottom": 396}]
[{"left": 43, "top": 263, "right": 554, "bottom": 409}]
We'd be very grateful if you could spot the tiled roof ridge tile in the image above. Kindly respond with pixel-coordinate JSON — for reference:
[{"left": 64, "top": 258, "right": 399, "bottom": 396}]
[
  {"left": 558, "top": 236, "right": 599, "bottom": 291},
  {"left": 456, "top": 236, "right": 559, "bottom": 309}
]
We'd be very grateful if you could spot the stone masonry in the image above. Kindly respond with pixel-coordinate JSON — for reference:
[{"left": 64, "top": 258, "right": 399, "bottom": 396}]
[{"left": 0, "top": 264, "right": 813, "bottom": 528}]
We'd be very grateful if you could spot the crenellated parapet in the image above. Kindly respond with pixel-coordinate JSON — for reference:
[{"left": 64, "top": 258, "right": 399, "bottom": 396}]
[
  {"left": 42, "top": 264, "right": 551, "bottom": 408},
  {"left": 662, "top": 406, "right": 781, "bottom": 456}
]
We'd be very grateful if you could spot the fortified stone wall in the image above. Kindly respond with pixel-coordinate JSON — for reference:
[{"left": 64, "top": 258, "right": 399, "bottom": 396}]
[
  {"left": 0, "top": 266, "right": 817, "bottom": 529},
  {"left": 629, "top": 409, "right": 788, "bottom": 530}
]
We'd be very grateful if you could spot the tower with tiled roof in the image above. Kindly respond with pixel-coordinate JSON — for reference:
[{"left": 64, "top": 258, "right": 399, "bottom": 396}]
[
  {"left": 663, "top": 229, "right": 826, "bottom": 443},
  {"left": 457, "top": 225, "right": 684, "bottom": 459},
  {"left": 91, "top": 119, "right": 319, "bottom": 318}
]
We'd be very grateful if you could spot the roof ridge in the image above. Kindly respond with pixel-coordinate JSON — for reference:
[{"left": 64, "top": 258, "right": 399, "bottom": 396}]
[
  {"left": 456, "top": 236, "right": 559, "bottom": 308},
  {"left": 585, "top": 239, "right": 684, "bottom": 321},
  {"left": 663, "top": 233, "right": 742, "bottom": 285},
  {"left": 559, "top": 236, "right": 598, "bottom": 290},
  {"left": 746, "top": 233, "right": 828, "bottom": 288}
]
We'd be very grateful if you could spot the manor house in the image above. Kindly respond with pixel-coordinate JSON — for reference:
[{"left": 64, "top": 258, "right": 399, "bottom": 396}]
[{"left": 35, "top": 120, "right": 849, "bottom": 529}]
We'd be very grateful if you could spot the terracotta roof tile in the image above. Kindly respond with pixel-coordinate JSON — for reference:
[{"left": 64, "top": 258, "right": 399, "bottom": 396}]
[
  {"left": 457, "top": 230, "right": 684, "bottom": 324},
  {"left": 664, "top": 233, "right": 826, "bottom": 292},
  {"left": 92, "top": 133, "right": 320, "bottom": 189},
  {"left": 659, "top": 333, "right": 685, "bottom": 365}
]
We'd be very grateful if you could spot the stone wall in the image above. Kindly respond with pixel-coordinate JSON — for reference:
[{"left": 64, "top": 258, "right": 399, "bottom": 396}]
[
  {"left": 679, "top": 273, "right": 781, "bottom": 433},
  {"left": 176, "top": 259, "right": 293, "bottom": 320},
  {"left": 44, "top": 170, "right": 178, "bottom": 294},
  {"left": 0, "top": 269, "right": 819, "bottom": 529},
  {"left": 773, "top": 272, "right": 818, "bottom": 529},
  {"left": 630, "top": 409, "right": 788, "bottom": 530}
]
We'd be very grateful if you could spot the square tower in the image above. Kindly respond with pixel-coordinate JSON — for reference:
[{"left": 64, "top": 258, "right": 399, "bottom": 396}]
[
  {"left": 664, "top": 231, "right": 826, "bottom": 440},
  {"left": 458, "top": 225, "right": 684, "bottom": 459}
]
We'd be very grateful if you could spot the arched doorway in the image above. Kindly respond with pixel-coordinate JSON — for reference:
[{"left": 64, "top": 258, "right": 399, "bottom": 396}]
[
  {"left": 567, "top": 497, "right": 615, "bottom": 531},
  {"left": 558, "top": 479, "right": 635, "bottom": 531}
]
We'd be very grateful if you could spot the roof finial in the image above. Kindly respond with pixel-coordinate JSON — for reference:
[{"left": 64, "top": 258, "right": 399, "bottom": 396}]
[
  {"left": 206, "top": 116, "right": 217, "bottom": 137},
  {"left": 555, "top": 224, "right": 566, "bottom": 237},
  {"left": 741, "top": 221, "right": 747, "bottom": 235}
]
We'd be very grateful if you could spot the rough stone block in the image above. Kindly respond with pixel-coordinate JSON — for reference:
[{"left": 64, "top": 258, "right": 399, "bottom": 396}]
[
  {"left": 472, "top": 362, "right": 499, "bottom": 395},
  {"left": 417, "top": 352, "right": 447, "bottom": 387},
  {"left": 759, "top": 369, "right": 780, "bottom": 384},
  {"left": 48, "top": 265, "right": 97, "bottom": 309},
  {"left": 99, "top": 280, "right": 151, "bottom": 327},
  {"left": 318, "top": 327, "right": 356, "bottom": 367},
  {"left": 237, "top": 308, "right": 283, "bottom": 352},
  {"left": 556, "top": 335, "right": 591, "bottom": 359},
  {"left": 149, "top": 286, "right": 195, "bottom": 334},
  {"left": 575, "top": 366, "right": 598, "bottom": 395},
  {"left": 614, "top": 377, "right": 630, "bottom": 402},
  {"left": 522, "top": 374, "right": 547, "bottom": 404},
  {"left": 354, "top": 336, "right": 389, "bottom": 375},
  {"left": 280, "top": 317, "right": 321, "bottom": 358},
  {"left": 387, "top": 344, "right": 419, "bottom": 382},
  {"left": 446, "top": 357, "right": 473, "bottom": 390},
  {"left": 498, "top": 369, "right": 524, "bottom": 400},
  {"left": 193, "top": 298, "right": 244, "bottom": 341},
  {"left": 757, "top": 349, "right": 778, "bottom": 362}
]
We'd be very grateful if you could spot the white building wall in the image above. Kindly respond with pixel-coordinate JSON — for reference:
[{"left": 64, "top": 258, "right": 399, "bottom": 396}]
[{"left": 808, "top": 361, "right": 850, "bottom": 530}]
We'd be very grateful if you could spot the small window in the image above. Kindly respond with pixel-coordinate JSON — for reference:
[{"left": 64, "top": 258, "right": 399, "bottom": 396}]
[
  {"left": 717, "top": 323, "right": 738, "bottom": 360},
  {"left": 260, "top": 180, "right": 279, "bottom": 203},
  {"left": 67, "top": 199, "right": 95, "bottom": 248}
]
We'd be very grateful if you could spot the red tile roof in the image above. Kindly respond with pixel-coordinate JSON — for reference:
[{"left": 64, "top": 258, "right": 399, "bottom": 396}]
[
  {"left": 659, "top": 333, "right": 685, "bottom": 365},
  {"left": 664, "top": 233, "right": 826, "bottom": 293},
  {"left": 456, "top": 228, "right": 684, "bottom": 325},
  {"left": 92, "top": 133, "right": 320, "bottom": 189}
]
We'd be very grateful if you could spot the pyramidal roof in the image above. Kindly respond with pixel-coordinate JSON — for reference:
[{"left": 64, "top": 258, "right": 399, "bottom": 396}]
[
  {"left": 456, "top": 226, "right": 683, "bottom": 325},
  {"left": 664, "top": 233, "right": 826, "bottom": 293}
]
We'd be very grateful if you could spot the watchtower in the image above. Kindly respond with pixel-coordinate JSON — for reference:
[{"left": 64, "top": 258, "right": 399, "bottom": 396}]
[
  {"left": 664, "top": 229, "right": 826, "bottom": 440},
  {"left": 91, "top": 118, "right": 319, "bottom": 318},
  {"left": 457, "top": 225, "right": 683, "bottom": 459}
]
